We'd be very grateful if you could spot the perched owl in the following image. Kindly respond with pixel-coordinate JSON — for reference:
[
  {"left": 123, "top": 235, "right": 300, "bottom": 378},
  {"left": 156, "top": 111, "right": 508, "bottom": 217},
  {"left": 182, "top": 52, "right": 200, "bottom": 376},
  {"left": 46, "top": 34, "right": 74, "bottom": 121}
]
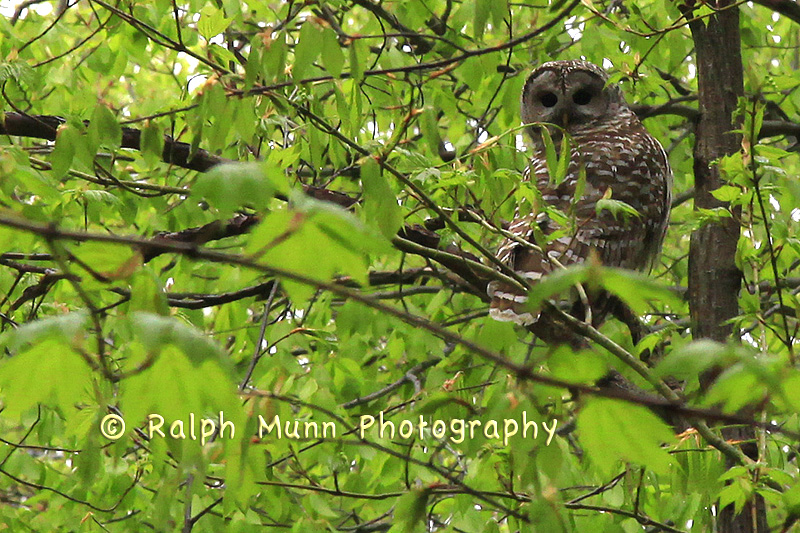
[{"left": 488, "top": 60, "right": 672, "bottom": 330}]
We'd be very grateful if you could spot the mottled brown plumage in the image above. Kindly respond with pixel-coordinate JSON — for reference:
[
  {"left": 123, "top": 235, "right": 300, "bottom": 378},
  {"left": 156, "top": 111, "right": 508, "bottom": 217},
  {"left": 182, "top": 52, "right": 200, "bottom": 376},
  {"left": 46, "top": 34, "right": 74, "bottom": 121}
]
[{"left": 488, "top": 60, "right": 672, "bottom": 328}]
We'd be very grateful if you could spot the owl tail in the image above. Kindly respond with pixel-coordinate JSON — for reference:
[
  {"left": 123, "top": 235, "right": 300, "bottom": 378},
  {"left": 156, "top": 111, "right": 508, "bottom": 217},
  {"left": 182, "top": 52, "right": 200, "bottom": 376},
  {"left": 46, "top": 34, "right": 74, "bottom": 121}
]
[{"left": 487, "top": 280, "right": 539, "bottom": 326}]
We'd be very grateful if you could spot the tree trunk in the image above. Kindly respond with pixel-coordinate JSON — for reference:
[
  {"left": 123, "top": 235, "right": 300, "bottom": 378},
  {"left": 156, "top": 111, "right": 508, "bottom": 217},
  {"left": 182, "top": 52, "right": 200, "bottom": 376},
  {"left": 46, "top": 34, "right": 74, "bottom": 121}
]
[
  {"left": 687, "top": 3, "right": 767, "bottom": 532},
  {"left": 688, "top": 6, "right": 743, "bottom": 346}
]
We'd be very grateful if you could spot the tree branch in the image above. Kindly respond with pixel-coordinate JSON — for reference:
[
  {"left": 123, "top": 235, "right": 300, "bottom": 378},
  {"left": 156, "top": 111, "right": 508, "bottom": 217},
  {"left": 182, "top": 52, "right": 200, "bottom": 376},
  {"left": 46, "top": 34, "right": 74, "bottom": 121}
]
[
  {"left": 749, "top": 0, "right": 800, "bottom": 25},
  {"left": 1, "top": 112, "right": 227, "bottom": 172}
]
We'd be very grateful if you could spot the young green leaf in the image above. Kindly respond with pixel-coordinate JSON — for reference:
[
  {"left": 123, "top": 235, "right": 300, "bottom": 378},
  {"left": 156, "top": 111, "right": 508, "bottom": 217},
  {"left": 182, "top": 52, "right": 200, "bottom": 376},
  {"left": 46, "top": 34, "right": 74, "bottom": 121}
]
[
  {"left": 193, "top": 162, "right": 286, "bottom": 216},
  {"left": 0, "top": 312, "right": 92, "bottom": 420},
  {"left": 599, "top": 267, "right": 683, "bottom": 314},
  {"left": 198, "top": 5, "right": 231, "bottom": 39},
  {"left": 294, "top": 21, "right": 322, "bottom": 80},
  {"left": 262, "top": 31, "right": 288, "bottom": 81},
  {"left": 74, "top": 240, "right": 141, "bottom": 286},
  {"left": 524, "top": 263, "right": 589, "bottom": 313},
  {"left": 361, "top": 157, "right": 403, "bottom": 240},
  {"left": 246, "top": 192, "right": 384, "bottom": 304},
  {"left": 539, "top": 126, "right": 558, "bottom": 184},
  {"left": 555, "top": 129, "right": 571, "bottom": 183},
  {"left": 0, "top": 339, "right": 95, "bottom": 420},
  {"left": 654, "top": 339, "right": 730, "bottom": 380},
  {"left": 577, "top": 397, "right": 673, "bottom": 476},
  {"left": 394, "top": 488, "right": 431, "bottom": 532},
  {"left": 141, "top": 120, "right": 165, "bottom": 166},
  {"left": 595, "top": 187, "right": 641, "bottom": 221},
  {"left": 89, "top": 105, "right": 122, "bottom": 152},
  {"left": 419, "top": 107, "right": 442, "bottom": 156},
  {"left": 321, "top": 27, "right": 344, "bottom": 77},
  {"left": 348, "top": 39, "right": 364, "bottom": 82},
  {"left": 1, "top": 311, "right": 89, "bottom": 353},
  {"left": 50, "top": 124, "right": 79, "bottom": 179},
  {"left": 130, "top": 311, "right": 232, "bottom": 367},
  {"left": 474, "top": 0, "right": 491, "bottom": 40}
]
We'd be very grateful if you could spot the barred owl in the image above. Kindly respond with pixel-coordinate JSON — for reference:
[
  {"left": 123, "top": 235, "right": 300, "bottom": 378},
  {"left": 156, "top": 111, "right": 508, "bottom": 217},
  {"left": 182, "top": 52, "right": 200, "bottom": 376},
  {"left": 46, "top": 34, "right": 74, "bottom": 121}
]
[{"left": 488, "top": 60, "right": 672, "bottom": 329}]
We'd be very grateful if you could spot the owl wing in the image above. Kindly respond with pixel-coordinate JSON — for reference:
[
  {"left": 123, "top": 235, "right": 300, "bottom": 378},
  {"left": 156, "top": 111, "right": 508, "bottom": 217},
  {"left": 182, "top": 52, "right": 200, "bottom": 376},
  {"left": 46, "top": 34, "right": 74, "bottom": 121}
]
[
  {"left": 572, "top": 131, "right": 672, "bottom": 271},
  {"left": 488, "top": 129, "right": 671, "bottom": 326}
]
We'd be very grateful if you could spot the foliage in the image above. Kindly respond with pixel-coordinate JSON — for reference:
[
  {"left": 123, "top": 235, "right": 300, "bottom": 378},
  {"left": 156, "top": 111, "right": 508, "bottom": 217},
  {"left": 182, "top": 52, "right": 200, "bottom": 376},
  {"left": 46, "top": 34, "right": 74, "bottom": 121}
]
[{"left": 0, "top": 0, "right": 799, "bottom": 531}]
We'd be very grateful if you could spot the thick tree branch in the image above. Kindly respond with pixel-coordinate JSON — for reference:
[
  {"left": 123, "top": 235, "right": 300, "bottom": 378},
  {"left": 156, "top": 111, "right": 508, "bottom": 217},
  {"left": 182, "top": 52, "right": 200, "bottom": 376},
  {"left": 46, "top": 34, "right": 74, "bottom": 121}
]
[
  {"left": 750, "top": 0, "right": 800, "bottom": 25},
  {"left": 1, "top": 112, "right": 227, "bottom": 172}
]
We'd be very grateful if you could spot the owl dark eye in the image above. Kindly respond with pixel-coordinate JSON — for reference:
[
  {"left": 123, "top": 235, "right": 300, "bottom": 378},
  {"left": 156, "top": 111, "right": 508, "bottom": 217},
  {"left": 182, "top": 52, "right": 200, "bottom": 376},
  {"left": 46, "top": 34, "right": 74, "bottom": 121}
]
[
  {"left": 539, "top": 92, "right": 558, "bottom": 108},
  {"left": 573, "top": 89, "right": 593, "bottom": 105}
]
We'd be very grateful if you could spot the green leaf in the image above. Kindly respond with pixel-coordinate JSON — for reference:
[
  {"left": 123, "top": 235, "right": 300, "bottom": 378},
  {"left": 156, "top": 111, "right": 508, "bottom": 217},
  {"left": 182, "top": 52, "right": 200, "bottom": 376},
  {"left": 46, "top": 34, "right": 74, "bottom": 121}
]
[
  {"left": 419, "top": 107, "right": 442, "bottom": 155},
  {"left": 748, "top": 100, "right": 764, "bottom": 141},
  {"left": 654, "top": 340, "right": 729, "bottom": 380},
  {"left": 0, "top": 60, "right": 37, "bottom": 86},
  {"left": 118, "top": 313, "right": 244, "bottom": 449},
  {"left": 51, "top": 124, "right": 79, "bottom": 179},
  {"left": 141, "top": 120, "right": 165, "bottom": 166},
  {"left": 200, "top": 82, "right": 233, "bottom": 150},
  {"left": 0, "top": 339, "right": 94, "bottom": 419},
  {"left": 262, "top": 31, "right": 288, "bottom": 81},
  {"left": 393, "top": 488, "right": 430, "bottom": 532},
  {"left": 490, "top": 0, "right": 509, "bottom": 27},
  {"left": 348, "top": 39, "right": 365, "bottom": 82},
  {"left": 128, "top": 269, "right": 169, "bottom": 315},
  {"left": 75, "top": 430, "right": 103, "bottom": 487},
  {"left": 307, "top": 106, "right": 324, "bottom": 169},
  {"left": 704, "top": 366, "right": 766, "bottom": 412},
  {"left": 74, "top": 240, "right": 140, "bottom": 284},
  {"left": 89, "top": 104, "right": 122, "bottom": 151},
  {"left": 0, "top": 312, "right": 92, "bottom": 419},
  {"left": 294, "top": 21, "right": 322, "bottom": 80},
  {"left": 555, "top": 129, "right": 571, "bottom": 183},
  {"left": 349, "top": 76, "right": 364, "bottom": 132},
  {"left": 711, "top": 184, "right": 744, "bottom": 203},
  {"left": 193, "top": 162, "right": 286, "bottom": 216},
  {"left": 474, "top": 317, "right": 517, "bottom": 352},
  {"left": 244, "top": 42, "right": 263, "bottom": 90},
  {"left": 524, "top": 263, "right": 589, "bottom": 313},
  {"left": 595, "top": 197, "right": 641, "bottom": 221},
  {"left": 129, "top": 311, "right": 231, "bottom": 367},
  {"left": 577, "top": 397, "right": 673, "bottom": 475},
  {"left": 718, "top": 475, "right": 753, "bottom": 515},
  {"left": 539, "top": 127, "right": 559, "bottom": 184},
  {"left": 120, "top": 344, "right": 240, "bottom": 434},
  {"left": 198, "top": 5, "right": 231, "bottom": 39},
  {"left": 1, "top": 311, "right": 89, "bottom": 353},
  {"left": 572, "top": 163, "right": 587, "bottom": 213},
  {"left": 246, "top": 192, "right": 383, "bottom": 303},
  {"left": 779, "top": 372, "right": 800, "bottom": 412},
  {"left": 783, "top": 483, "right": 800, "bottom": 518},
  {"left": 548, "top": 345, "right": 608, "bottom": 384},
  {"left": 696, "top": 207, "right": 733, "bottom": 224},
  {"left": 207, "top": 43, "right": 238, "bottom": 67},
  {"left": 474, "top": 0, "right": 491, "bottom": 40},
  {"left": 361, "top": 157, "right": 403, "bottom": 240},
  {"left": 321, "top": 27, "right": 344, "bottom": 77},
  {"left": 599, "top": 268, "right": 683, "bottom": 314}
]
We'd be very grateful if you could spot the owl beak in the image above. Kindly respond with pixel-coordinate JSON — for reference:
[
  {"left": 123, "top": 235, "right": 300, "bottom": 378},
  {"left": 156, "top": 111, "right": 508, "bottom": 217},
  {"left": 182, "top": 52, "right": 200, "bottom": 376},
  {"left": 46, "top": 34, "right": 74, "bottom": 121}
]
[{"left": 561, "top": 110, "right": 570, "bottom": 128}]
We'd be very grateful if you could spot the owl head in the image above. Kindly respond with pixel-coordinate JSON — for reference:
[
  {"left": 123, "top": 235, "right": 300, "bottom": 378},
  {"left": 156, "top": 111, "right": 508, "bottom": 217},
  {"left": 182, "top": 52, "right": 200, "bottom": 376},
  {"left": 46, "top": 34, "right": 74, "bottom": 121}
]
[{"left": 520, "top": 60, "right": 626, "bottom": 138}]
